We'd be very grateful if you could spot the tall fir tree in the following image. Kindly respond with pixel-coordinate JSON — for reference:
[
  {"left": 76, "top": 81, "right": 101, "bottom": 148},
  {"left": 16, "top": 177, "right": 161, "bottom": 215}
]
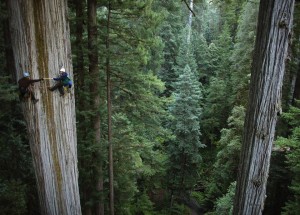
[
  {"left": 167, "top": 64, "right": 204, "bottom": 199},
  {"left": 157, "top": 1, "right": 182, "bottom": 97}
]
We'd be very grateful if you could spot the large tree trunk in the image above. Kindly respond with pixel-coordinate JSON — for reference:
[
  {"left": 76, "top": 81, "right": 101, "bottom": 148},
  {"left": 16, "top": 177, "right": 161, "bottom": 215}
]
[
  {"left": 7, "top": 0, "right": 82, "bottom": 214},
  {"left": 233, "top": 1, "right": 294, "bottom": 215},
  {"left": 74, "top": 0, "right": 84, "bottom": 92},
  {"left": 106, "top": 3, "right": 115, "bottom": 215},
  {"left": 87, "top": 0, "right": 104, "bottom": 214}
]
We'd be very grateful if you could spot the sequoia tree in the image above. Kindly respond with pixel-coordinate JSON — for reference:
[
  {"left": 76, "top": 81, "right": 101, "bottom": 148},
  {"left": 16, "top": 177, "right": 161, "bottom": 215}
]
[
  {"left": 7, "top": 0, "right": 81, "bottom": 214},
  {"left": 233, "top": 0, "right": 294, "bottom": 214}
]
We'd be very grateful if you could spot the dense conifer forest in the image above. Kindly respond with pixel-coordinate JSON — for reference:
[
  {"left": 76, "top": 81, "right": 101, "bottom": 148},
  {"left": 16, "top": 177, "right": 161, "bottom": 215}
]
[{"left": 0, "top": 0, "right": 299, "bottom": 214}]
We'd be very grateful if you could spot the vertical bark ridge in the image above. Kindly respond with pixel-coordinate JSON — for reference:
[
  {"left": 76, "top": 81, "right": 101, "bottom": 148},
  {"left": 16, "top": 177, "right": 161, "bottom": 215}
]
[
  {"left": 233, "top": 0, "right": 294, "bottom": 214},
  {"left": 7, "top": 0, "right": 81, "bottom": 214}
]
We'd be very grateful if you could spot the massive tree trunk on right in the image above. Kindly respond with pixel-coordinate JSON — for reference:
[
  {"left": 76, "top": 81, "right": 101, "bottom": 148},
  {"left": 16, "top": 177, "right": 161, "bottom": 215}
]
[{"left": 233, "top": 1, "right": 294, "bottom": 215}]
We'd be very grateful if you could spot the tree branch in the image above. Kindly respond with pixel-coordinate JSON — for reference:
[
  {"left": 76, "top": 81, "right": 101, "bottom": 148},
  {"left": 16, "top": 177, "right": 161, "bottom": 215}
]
[{"left": 182, "top": 0, "right": 196, "bottom": 17}]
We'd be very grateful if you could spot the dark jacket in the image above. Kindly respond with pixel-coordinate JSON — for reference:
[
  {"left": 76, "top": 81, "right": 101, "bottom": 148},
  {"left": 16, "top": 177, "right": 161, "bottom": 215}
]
[
  {"left": 53, "top": 73, "right": 72, "bottom": 88},
  {"left": 18, "top": 77, "right": 42, "bottom": 92}
]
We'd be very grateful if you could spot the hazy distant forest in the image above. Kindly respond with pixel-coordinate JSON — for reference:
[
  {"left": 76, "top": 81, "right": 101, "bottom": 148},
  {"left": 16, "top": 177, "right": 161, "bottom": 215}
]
[{"left": 0, "top": 0, "right": 300, "bottom": 214}]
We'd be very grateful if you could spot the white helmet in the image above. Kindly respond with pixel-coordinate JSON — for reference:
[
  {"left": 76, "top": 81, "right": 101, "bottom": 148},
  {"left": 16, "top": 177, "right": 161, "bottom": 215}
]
[
  {"left": 60, "top": 67, "right": 66, "bottom": 72},
  {"left": 23, "top": 72, "right": 30, "bottom": 77}
]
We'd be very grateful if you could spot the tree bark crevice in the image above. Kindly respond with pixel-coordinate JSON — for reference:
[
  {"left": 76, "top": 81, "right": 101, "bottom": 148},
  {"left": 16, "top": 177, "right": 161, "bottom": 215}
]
[
  {"left": 233, "top": 1, "right": 294, "bottom": 214},
  {"left": 8, "top": 0, "right": 82, "bottom": 214}
]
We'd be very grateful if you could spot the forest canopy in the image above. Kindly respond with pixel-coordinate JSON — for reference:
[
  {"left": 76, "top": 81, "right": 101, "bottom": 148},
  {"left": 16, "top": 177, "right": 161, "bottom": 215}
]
[{"left": 0, "top": 0, "right": 299, "bottom": 214}]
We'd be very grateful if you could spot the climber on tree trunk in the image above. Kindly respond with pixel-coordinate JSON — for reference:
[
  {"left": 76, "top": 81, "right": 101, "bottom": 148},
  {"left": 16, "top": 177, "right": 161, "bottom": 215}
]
[
  {"left": 48, "top": 67, "right": 72, "bottom": 97},
  {"left": 18, "top": 71, "right": 43, "bottom": 104}
]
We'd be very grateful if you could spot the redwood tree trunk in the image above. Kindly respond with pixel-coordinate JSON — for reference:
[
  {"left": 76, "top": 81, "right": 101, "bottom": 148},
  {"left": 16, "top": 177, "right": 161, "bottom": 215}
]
[
  {"left": 7, "top": 0, "right": 82, "bottom": 214},
  {"left": 106, "top": 3, "right": 115, "bottom": 215},
  {"left": 74, "top": 0, "right": 84, "bottom": 91},
  {"left": 233, "top": 1, "right": 294, "bottom": 215},
  {"left": 87, "top": 0, "right": 104, "bottom": 214}
]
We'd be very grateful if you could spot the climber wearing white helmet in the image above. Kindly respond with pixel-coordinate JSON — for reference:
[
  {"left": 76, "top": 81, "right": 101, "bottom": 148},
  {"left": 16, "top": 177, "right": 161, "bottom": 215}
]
[{"left": 48, "top": 67, "right": 72, "bottom": 97}]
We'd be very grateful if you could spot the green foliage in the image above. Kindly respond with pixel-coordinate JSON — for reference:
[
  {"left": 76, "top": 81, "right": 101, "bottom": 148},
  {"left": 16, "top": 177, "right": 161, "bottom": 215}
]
[
  {"left": 199, "top": 2, "right": 220, "bottom": 43},
  {"left": 167, "top": 64, "right": 205, "bottom": 195},
  {"left": 0, "top": 14, "right": 38, "bottom": 212},
  {"left": 202, "top": 24, "right": 234, "bottom": 144},
  {"left": 0, "top": 58, "right": 37, "bottom": 215},
  {"left": 214, "top": 181, "right": 236, "bottom": 215},
  {"left": 191, "top": 191, "right": 206, "bottom": 206},
  {"left": 275, "top": 102, "right": 300, "bottom": 214},
  {"left": 192, "top": 32, "right": 210, "bottom": 84},
  {"left": 158, "top": 20, "right": 179, "bottom": 96},
  {"left": 205, "top": 106, "right": 244, "bottom": 207},
  {"left": 0, "top": 180, "right": 27, "bottom": 215},
  {"left": 202, "top": 77, "right": 231, "bottom": 143},
  {"left": 99, "top": 1, "right": 171, "bottom": 213},
  {"left": 229, "top": 0, "right": 259, "bottom": 106},
  {"left": 130, "top": 191, "right": 155, "bottom": 215},
  {"left": 169, "top": 203, "right": 190, "bottom": 215},
  {"left": 112, "top": 112, "right": 168, "bottom": 213},
  {"left": 174, "top": 28, "right": 198, "bottom": 76}
]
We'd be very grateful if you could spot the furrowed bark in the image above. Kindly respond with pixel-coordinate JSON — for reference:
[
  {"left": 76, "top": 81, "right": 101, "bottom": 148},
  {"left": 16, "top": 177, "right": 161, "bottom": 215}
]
[
  {"left": 7, "top": 0, "right": 81, "bottom": 214},
  {"left": 87, "top": 0, "right": 104, "bottom": 214},
  {"left": 233, "top": 1, "right": 294, "bottom": 215}
]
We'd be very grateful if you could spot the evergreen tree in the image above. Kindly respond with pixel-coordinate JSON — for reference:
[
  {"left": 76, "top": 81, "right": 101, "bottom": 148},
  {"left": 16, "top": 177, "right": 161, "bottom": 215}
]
[
  {"left": 174, "top": 28, "right": 198, "bottom": 76},
  {"left": 157, "top": 1, "right": 183, "bottom": 97},
  {"left": 205, "top": 106, "right": 245, "bottom": 208},
  {"left": 192, "top": 31, "right": 210, "bottom": 85},
  {"left": 201, "top": 2, "right": 220, "bottom": 43},
  {"left": 276, "top": 102, "right": 300, "bottom": 214},
  {"left": 167, "top": 64, "right": 204, "bottom": 197},
  {"left": 214, "top": 181, "right": 236, "bottom": 215},
  {"left": 229, "top": 0, "right": 259, "bottom": 106},
  {"left": 211, "top": 0, "right": 246, "bottom": 41},
  {"left": 202, "top": 24, "right": 233, "bottom": 144},
  {"left": 97, "top": 1, "right": 171, "bottom": 213}
]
